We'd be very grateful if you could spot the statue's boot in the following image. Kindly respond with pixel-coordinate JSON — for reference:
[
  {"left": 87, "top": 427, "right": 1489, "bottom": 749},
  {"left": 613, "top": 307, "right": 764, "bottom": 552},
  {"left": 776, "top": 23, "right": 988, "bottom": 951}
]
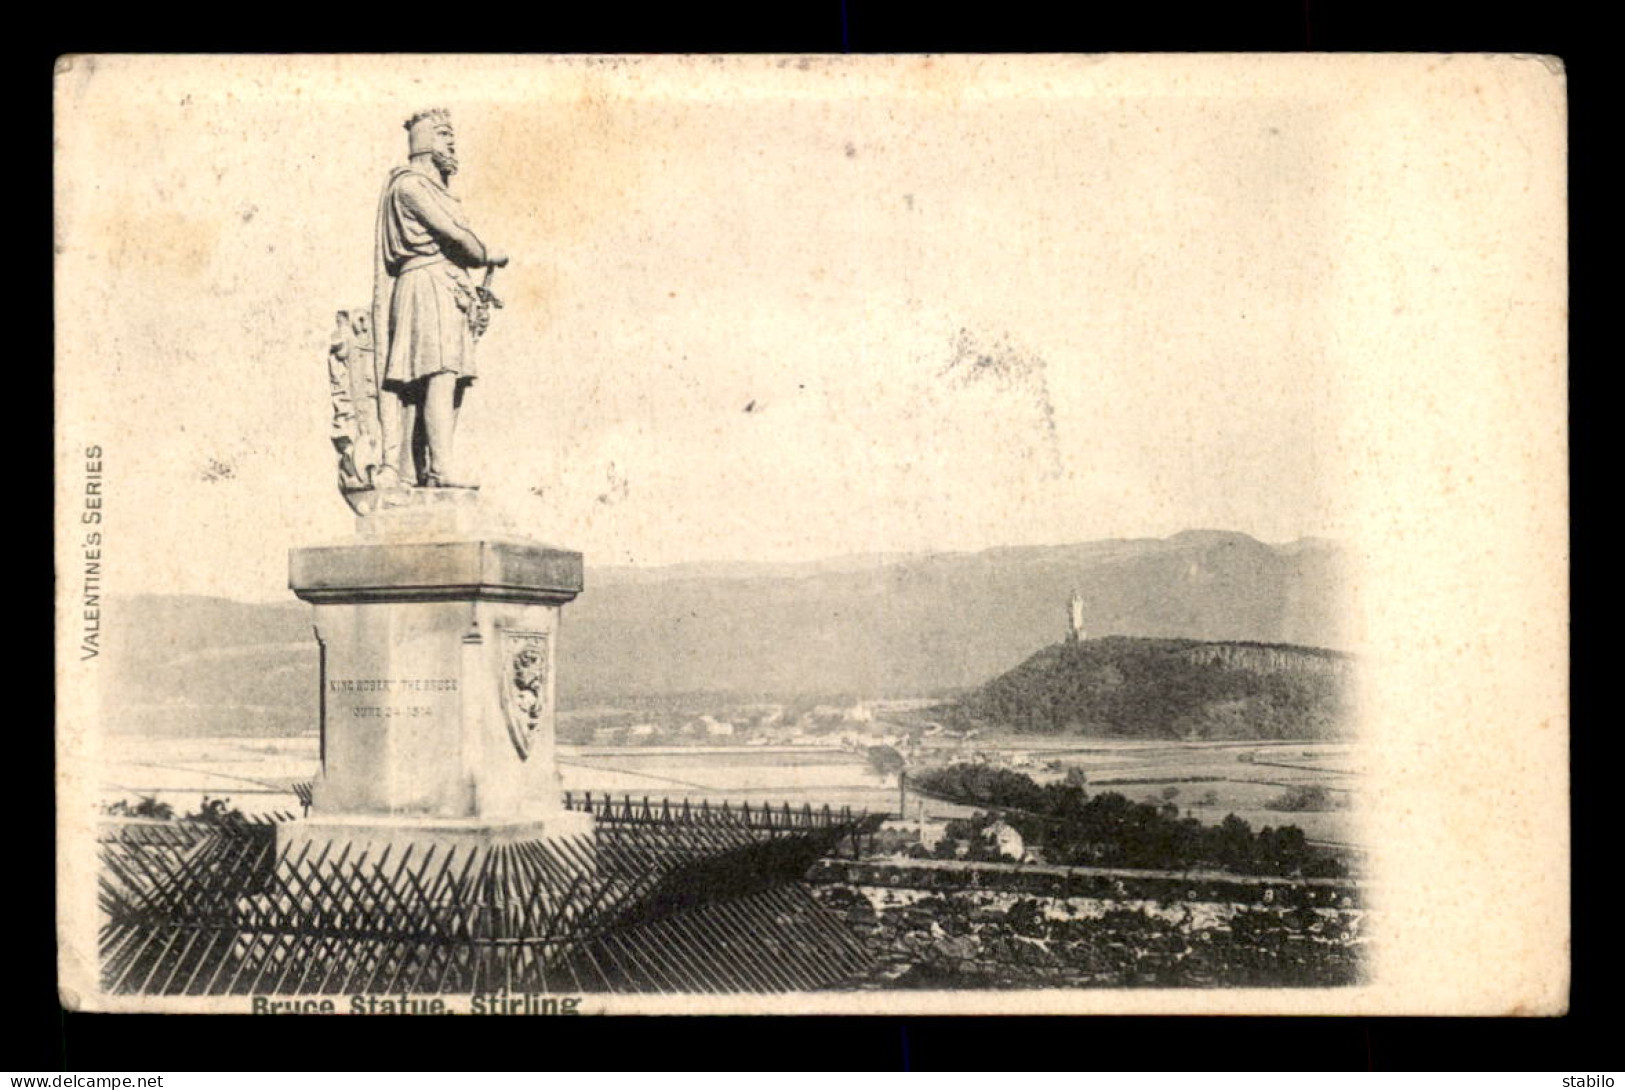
[
  {"left": 371, "top": 464, "right": 404, "bottom": 491},
  {"left": 422, "top": 470, "right": 479, "bottom": 490}
]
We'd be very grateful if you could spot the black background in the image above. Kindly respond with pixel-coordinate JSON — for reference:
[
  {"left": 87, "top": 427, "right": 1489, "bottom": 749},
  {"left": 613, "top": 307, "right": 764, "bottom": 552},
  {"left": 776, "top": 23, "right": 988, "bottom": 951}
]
[{"left": 35, "top": 1, "right": 1596, "bottom": 1072}]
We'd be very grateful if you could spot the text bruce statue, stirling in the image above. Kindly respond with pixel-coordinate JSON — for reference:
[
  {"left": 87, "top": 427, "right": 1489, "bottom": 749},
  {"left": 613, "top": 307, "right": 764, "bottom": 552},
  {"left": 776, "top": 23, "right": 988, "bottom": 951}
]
[{"left": 251, "top": 994, "right": 585, "bottom": 1015}]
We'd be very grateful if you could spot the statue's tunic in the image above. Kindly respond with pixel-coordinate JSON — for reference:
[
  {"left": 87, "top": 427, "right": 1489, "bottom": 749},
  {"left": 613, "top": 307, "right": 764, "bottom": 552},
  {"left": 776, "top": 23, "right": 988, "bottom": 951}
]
[{"left": 373, "top": 166, "right": 483, "bottom": 389}]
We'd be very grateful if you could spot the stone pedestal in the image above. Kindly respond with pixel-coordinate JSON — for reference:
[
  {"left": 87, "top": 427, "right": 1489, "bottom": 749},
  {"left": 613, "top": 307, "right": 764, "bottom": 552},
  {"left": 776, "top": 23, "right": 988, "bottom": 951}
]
[{"left": 281, "top": 491, "right": 593, "bottom": 858}]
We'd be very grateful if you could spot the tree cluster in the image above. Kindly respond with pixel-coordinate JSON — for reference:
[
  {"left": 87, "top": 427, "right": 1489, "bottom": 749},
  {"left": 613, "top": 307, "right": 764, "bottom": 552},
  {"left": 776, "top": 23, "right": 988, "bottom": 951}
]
[
  {"left": 913, "top": 762, "right": 1084, "bottom": 814},
  {"left": 102, "top": 794, "right": 251, "bottom": 826},
  {"left": 1265, "top": 783, "right": 1350, "bottom": 812}
]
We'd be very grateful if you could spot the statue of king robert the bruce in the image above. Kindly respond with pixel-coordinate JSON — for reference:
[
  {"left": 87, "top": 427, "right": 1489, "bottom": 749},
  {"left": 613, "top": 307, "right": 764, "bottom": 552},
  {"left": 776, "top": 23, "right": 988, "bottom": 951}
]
[{"left": 370, "top": 108, "right": 508, "bottom": 490}]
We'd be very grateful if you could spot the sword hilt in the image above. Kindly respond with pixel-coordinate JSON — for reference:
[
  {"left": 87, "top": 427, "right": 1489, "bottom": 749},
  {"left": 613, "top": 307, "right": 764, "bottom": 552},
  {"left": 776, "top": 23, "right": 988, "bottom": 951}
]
[{"left": 478, "top": 264, "right": 504, "bottom": 308}]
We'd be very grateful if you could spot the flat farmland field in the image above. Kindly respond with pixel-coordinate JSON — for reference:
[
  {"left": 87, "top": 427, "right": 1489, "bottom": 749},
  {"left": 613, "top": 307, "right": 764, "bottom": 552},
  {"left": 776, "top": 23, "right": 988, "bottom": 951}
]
[
  {"left": 1000, "top": 740, "right": 1363, "bottom": 847},
  {"left": 96, "top": 734, "right": 321, "bottom": 816},
  {"left": 558, "top": 748, "right": 930, "bottom": 816},
  {"left": 92, "top": 736, "right": 932, "bottom": 819},
  {"left": 93, "top": 735, "right": 1363, "bottom": 847}
]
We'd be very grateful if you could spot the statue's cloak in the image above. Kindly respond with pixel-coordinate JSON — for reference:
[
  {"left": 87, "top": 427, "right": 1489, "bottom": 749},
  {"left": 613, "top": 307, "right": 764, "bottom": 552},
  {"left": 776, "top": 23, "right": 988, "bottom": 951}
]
[{"left": 370, "top": 165, "right": 411, "bottom": 410}]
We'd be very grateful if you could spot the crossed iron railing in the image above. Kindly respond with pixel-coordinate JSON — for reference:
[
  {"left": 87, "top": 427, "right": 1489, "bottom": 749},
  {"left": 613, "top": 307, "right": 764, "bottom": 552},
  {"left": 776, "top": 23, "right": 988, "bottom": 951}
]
[
  {"left": 99, "top": 796, "right": 884, "bottom": 996},
  {"left": 564, "top": 792, "right": 865, "bottom": 835}
]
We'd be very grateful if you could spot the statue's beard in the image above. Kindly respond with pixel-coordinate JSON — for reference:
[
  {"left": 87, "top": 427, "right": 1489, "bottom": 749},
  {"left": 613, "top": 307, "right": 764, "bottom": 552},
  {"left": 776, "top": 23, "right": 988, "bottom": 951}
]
[{"left": 431, "top": 150, "right": 459, "bottom": 178}]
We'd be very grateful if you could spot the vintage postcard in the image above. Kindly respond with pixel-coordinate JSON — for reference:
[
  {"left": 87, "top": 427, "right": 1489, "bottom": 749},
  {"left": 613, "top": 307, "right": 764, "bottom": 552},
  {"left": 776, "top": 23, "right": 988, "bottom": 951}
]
[{"left": 54, "top": 54, "right": 1568, "bottom": 1015}]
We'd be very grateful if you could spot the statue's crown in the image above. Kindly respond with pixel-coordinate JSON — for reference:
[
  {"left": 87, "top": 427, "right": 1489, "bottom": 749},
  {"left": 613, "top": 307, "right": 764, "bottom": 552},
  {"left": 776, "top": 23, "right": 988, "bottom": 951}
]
[
  {"left": 404, "top": 107, "right": 452, "bottom": 133},
  {"left": 405, "top": 108, "right": 452, "bottom": 154}
]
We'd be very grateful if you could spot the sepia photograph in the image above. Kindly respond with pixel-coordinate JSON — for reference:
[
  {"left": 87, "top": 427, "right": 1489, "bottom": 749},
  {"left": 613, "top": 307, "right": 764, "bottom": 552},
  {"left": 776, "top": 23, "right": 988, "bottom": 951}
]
[{"left": 53, "top": 53, "right": 1567, "bottom": 1015}]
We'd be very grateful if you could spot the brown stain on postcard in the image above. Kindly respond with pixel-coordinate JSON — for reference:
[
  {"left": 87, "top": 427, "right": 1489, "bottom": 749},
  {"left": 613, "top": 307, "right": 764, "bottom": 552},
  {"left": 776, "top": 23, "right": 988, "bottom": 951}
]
[
  {"left": 95, "top": 208, "right": 221, "bottom": 281},
  {"left": 479, "top": 86, "right": 657, "bottom": 314}
]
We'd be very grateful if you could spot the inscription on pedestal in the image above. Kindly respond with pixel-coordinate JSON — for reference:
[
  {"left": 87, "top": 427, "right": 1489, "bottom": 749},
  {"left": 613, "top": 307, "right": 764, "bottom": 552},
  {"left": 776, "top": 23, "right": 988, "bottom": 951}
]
[{"left": 330, "top": 676, "right": 460, "bottom": 720}]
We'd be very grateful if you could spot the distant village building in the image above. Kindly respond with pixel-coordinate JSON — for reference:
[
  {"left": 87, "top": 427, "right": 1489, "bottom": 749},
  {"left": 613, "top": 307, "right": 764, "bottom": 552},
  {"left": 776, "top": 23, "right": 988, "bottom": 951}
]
[
  {"left": 1067, "top": 589, "right": 1086, "bottom": 643},
  {"left": 983, "top": 820, "right": 1027, "bottom": 862},
  {"left": 919, "top": 820, "right": 952, "bottom": 852},
  {"left": 914, "top": 799, "right": 951, "bottom": 852}
]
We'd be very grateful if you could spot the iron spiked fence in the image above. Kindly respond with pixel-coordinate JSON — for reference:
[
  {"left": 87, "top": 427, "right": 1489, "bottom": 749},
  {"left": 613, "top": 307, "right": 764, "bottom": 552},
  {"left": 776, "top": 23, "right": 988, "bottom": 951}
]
[{"left": 99, "top": 799, "right": 881, "bottom": 996}]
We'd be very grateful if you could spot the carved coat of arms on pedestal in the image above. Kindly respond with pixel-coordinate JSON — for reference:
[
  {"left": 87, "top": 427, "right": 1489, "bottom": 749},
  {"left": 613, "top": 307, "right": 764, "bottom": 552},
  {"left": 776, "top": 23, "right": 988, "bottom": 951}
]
[{"left": 499, "top": 630, "right": 550, "bottom": 759}]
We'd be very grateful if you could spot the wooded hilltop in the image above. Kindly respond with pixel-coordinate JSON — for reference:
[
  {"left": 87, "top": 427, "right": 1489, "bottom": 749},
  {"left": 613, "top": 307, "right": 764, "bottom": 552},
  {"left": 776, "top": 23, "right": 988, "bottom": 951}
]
[{"left": 950, "top": 636, "right": 1354, "bottom": 740}]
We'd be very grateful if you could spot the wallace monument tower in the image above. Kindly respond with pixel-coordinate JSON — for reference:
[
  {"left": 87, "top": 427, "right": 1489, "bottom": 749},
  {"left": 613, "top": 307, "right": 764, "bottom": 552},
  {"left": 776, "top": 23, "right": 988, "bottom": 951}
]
[{"left": 285, "top": 110, "right": 591, "bottom": 855}]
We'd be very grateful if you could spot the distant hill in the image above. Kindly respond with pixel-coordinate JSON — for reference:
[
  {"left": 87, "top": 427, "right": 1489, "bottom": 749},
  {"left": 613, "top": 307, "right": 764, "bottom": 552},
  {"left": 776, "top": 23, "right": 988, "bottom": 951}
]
[
  {"left": 954, "top": 636, "right": 1355, "bottom": 740},
  {"left": 99, "top": 595, "right": 318, "bottom": 736},
  {"left": 99, "top": 529, "right": 1353, "bottom": 734},
  {"left": 565, "top": 529, "right": 1352, "bottom": 701}
]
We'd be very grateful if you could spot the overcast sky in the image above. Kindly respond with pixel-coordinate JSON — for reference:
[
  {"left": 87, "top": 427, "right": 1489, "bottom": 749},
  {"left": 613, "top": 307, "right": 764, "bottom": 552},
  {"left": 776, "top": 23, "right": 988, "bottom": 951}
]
[{"left": 59, "top": 56, "right": 1378, "bottom": 600}]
